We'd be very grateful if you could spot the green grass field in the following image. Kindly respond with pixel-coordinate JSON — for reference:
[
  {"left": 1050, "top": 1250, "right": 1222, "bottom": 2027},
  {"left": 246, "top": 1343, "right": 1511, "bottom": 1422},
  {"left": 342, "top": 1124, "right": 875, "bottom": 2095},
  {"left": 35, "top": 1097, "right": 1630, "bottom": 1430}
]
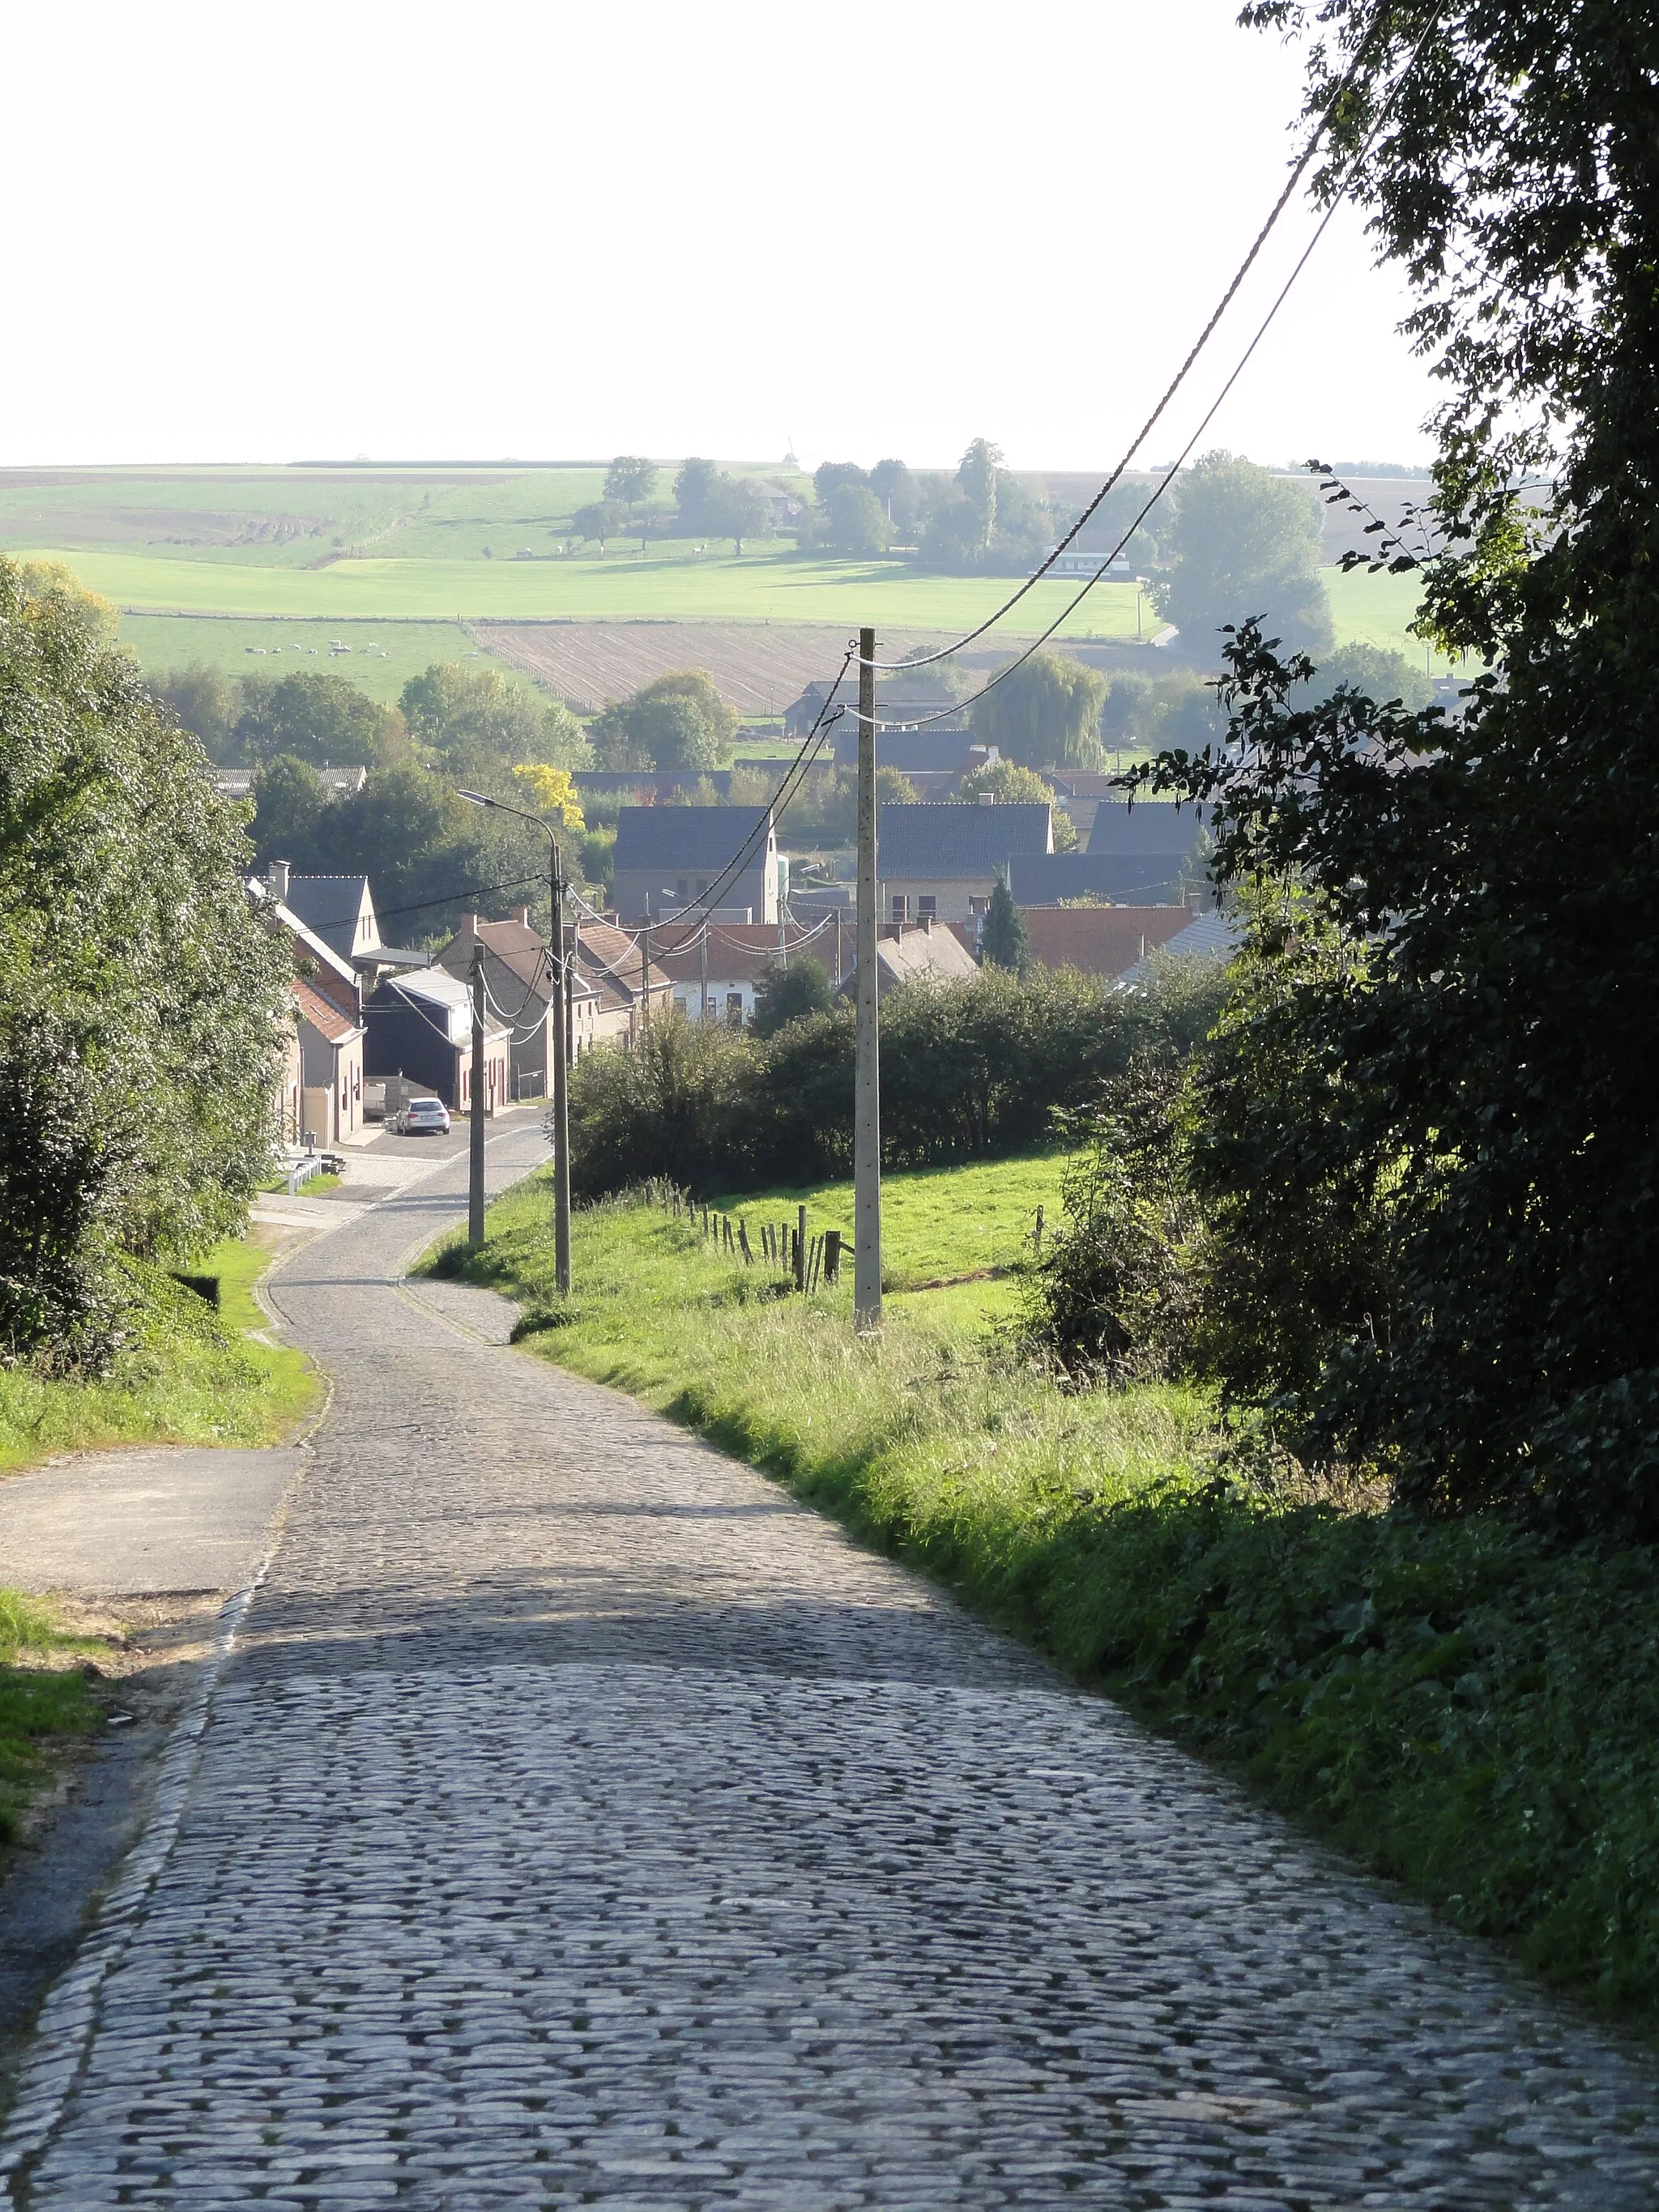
[
  {"left": 117, "top": 613, "right": 533, "bottom": 701},
  {"left": 4, "top": 459, "right": 1450, "bottom": 679},
  {"left": 28, "top": 542, "right": 1155, "bottom": 633},
  {"left": 0, "top": 1234, "right": 318, "bottom": 1478}
]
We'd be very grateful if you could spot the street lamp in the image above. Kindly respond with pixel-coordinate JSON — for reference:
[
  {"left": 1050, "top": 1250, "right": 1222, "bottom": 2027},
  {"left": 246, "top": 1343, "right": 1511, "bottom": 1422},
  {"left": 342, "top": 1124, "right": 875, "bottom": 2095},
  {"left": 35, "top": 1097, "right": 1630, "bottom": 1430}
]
[{"left": 458, "top": 790, "right": 571, "bottom": 1294}]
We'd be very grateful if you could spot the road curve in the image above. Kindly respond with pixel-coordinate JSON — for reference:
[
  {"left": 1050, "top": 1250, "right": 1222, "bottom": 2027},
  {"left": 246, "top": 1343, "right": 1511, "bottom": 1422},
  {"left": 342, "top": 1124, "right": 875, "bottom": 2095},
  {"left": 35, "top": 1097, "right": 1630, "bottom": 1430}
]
[{"left": 3, "top": 1127, "right": 1657, "bottom": 2208}]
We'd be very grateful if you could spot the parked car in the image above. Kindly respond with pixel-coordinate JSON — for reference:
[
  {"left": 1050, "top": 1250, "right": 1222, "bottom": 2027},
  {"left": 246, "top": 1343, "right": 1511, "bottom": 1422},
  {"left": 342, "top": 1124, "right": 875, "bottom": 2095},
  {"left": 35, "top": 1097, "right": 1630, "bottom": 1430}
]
[{"left": 394, "top": 1097, "right": 450, "bottom": 1136}]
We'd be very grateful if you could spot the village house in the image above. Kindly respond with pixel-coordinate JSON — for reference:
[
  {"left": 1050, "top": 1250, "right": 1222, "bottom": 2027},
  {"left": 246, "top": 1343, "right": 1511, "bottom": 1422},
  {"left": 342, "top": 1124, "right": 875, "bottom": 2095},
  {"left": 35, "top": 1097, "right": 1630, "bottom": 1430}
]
[
  {"left": 838, "top": 918, "right": 981, "bottom": 1000},
  {"left": 1019, "top": 905, "right": 1199, "bottom": 980},
  {"left": 435, "top": 911, "right": 606, "bottom": 1097},
  {"left": 293, "top": 974, "right": 366, "bottom": 1145},
  {"left": 612, "top": 807, "right": 783, "bottom": 926},
  {"left": 363, "top": 967, "right": 511, "bottom": 1115},
  {"left": 564, "top": 918, "right": 676, "bottom": 1048},
  {"left": 876, "top": 799, "right": 1054, "bottom": 926},
  {"left": 252, "top": 863, "right": 369, "bottom": 1148},
  {"left": 648, "top": 918, "right": 851, "bottom": 1025}
]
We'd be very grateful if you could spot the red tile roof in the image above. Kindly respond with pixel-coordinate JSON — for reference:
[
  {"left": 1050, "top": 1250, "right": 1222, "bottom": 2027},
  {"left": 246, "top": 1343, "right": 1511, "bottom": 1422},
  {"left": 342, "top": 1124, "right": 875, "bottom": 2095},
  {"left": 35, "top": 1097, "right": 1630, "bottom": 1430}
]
[
  {"left": 292, "top": 974, "right": 362, "bottom": 1042},
  {"left": 1021, "top": 905, "right": 1195, "bottom": 978}
]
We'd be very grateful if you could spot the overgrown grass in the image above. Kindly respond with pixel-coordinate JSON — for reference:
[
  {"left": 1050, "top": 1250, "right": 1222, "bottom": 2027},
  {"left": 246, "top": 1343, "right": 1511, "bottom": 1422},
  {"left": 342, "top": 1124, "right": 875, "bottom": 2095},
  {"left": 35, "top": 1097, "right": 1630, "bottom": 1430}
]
[
  {"left": 0, "top": 1593, "right": 103, "bottom": 1842},
  {"left": 0, "top": 1234, "right": 318, "bottom": 1477},
  {"left": 437, "top": 1167, "right": 1659, "bottom": 2022}
]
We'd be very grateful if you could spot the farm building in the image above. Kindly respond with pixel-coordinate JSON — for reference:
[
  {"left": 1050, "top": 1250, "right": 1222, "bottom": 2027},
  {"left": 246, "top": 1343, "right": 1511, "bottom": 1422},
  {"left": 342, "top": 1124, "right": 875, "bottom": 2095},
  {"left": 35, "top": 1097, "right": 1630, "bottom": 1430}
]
[{"left": 363, "top": 967, "right": 510, "bottom": 1115}]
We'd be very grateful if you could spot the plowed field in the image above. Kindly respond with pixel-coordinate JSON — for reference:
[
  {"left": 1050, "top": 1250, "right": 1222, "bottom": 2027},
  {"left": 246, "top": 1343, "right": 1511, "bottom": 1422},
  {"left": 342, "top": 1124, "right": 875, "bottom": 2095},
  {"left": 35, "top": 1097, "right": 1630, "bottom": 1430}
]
[{"left": 476, "top": 621, "right": 965, "bottom": 714}]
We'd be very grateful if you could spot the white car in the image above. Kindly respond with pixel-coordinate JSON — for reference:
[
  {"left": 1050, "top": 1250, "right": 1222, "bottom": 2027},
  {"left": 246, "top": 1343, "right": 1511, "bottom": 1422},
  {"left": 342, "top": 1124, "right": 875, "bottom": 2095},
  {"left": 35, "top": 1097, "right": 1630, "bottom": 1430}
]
[{"left": 394, "top": 1097, "right": 450, "bottom": 1136}]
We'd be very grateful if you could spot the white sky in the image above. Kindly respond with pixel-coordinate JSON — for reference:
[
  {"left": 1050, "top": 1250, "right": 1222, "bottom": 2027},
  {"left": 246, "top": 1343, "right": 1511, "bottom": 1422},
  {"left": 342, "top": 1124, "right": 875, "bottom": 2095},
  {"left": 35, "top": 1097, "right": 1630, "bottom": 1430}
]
[{"left": 2, "top": 0, "right": 1440, "bottom": 473}]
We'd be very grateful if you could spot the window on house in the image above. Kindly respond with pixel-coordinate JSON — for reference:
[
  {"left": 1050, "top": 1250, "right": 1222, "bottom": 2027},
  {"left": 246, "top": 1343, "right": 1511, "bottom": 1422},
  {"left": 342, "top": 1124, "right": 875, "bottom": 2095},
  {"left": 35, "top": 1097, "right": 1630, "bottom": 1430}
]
[
  {"left": 968, "top": 895, "right": 991, "bottom": 918},
  {"left": 918, "top": 896, "right": 937, "bottom": 918},
  {"left": 726, "top": 991, "right": 744, "bottom": 1025},
  {"left": 676, "top": 878, "right": 689, "bottom": 897},
  {"left": 891, "top": 894, "right": 909, "bottom": 923}
]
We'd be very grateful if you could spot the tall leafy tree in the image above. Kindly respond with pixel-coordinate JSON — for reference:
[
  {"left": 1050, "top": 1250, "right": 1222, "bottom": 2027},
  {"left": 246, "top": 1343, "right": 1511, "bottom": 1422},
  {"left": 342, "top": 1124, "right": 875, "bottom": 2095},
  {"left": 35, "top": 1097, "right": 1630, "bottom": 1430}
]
[
  {"left": 957, "top": 437, "right": 1004, "bottom": 552},
  {"left": 1139, "top": 2, "right": 1659, "bottom": 1531},
  {"left": 0, "top": 561, "right": 290, "bottom": 1364},
  {"left": 1153, "top": 450, "right": 1332, "bottom": 659},
  {"left": 969, "top": 649, "right": 1107, "bottom": 769},
  {"left": 603, "top": 456, "right": 659, "bottom": 516}
]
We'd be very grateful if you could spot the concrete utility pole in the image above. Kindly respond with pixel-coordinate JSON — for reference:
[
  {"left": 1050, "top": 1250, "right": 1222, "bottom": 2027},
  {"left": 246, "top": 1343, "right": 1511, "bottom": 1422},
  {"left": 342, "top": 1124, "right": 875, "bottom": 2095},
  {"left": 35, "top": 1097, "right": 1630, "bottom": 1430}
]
[
  {"left": 455, "top": 786, "right": 572, "bottom": 1292},
  {"left": 854, "top": 624, "right": 881, "bottom": 1333},
  {"left": 468, "top": 942, "right": 487, "bottom": 1249},
  {"left": 697, "top": 921, "right": 708, "bottom": 1022},
  {"left": 549, "top": 846, "right": 571, "bottom": 1295}
]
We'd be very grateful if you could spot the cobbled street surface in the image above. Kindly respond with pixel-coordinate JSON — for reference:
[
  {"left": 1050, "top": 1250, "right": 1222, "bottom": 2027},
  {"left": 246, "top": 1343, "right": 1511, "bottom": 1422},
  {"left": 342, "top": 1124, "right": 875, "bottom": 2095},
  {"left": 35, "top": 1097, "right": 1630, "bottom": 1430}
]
[{"left": 6, "top": 1127, "right": 1659, "bottom": 2209}]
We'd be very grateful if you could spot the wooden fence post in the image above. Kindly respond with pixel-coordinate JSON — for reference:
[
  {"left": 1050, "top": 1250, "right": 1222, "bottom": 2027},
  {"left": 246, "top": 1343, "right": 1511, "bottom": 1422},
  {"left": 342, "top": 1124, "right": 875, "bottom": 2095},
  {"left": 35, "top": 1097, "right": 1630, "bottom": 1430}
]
[
  {"left": 825, "top": 1230, "right": 841, "bottom": 1284},
  {"left": 1034, "top": 1203, "right": 1045, "bottom": 1257},
  {"left": 739, "top": 1219, "right": 753, "bottom": 1265},
  {"left": 795, "top": 1204, "right": 807, "bottom": 1294}
]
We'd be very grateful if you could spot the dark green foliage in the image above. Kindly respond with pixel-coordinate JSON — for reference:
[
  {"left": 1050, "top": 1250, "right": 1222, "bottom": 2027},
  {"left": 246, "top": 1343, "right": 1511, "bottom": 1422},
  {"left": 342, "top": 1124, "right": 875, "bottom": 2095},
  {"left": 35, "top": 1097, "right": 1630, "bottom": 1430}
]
[
  {"left": 1107, "top": 2, "right": 1659, "bottom": 1532},
  {"left": 1303, "top": 640, "right": 1434, "bottom": 714},
  {"left": 253, "top": 760, "right": 565, "bottom": 944},
  {"left": 591, "top": 670, "right": 736, "bottom": 772},
  {"left": 0, "top": 560, "right": 291, "bottom": 1367},
  {"left": 978, "top": 878, "right": 1028, "bottom": 973},
  {"left": 1027, "top": 1054, "right": 1200, "bottom": 1382},
  {"left": 969, "top": 649, "right": 1107, "bottom": 769},
  {"left": 235, "top": 669, "right": 401, "bottom": 768},
  {"left": 749, "top": 956, "right": 833, "bottom": 1038},
  {"left": 399, "top": 661, "right": 586, "bottom": 774},
  {"left": 1152, "top": 449, "right": 1332, "bottom": 660},
  {"left": 567, "top": 961, "right": 1230, "bottom": 1199}
]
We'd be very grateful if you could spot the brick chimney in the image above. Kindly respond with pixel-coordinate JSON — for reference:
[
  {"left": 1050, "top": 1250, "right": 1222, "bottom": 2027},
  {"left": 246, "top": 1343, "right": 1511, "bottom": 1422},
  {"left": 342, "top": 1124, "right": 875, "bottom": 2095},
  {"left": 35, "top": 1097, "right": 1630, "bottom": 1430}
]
[{"left": 269, "top": 859, "right": 290, "bottom": 901}]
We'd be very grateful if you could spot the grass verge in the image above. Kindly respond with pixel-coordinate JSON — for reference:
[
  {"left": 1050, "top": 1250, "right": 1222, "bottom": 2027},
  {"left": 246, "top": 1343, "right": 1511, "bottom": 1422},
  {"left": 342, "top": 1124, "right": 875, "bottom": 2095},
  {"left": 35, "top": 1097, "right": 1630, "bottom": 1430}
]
[
  {"left": 0, "top": 1232, "right": 319, "bottom": 1477},
  {"left": 433, "top": 1166, "right": 1659, "bottom": 2023},
  {"left": 0, "top": 1594, "right": 103, "bottom": 1843}
]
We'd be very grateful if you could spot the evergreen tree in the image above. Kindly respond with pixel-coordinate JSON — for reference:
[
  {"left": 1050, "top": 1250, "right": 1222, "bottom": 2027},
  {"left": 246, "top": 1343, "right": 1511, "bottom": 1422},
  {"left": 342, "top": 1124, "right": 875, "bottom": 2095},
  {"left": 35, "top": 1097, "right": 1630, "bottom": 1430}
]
[{"left": 979, "top": 876, "right": 1029, "bottom": 974}]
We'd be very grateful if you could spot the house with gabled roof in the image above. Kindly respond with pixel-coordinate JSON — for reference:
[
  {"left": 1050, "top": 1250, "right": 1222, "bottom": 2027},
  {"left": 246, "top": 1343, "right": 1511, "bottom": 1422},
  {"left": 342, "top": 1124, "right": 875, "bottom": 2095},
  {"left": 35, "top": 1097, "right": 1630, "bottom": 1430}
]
[
  {"left": 612, "top": 807, "right": 783, "bottom": 927},
  {"left": 363, "top": 966, "right": 510, "bottom": 1114},
  {"left": 435, "top": 910, "right": 610, "bottom": 1096},
  {"left": 279, "top": 869, "right": 382, "bottom": 964},
  {"left": 563, "top": 918, "right": 676, "bottom": 1049},
  {"left": 293, "top": 974, "right": 366, "bottom": 1144},
  {"left": 876, "top": 799, "right": 1053, "bottom": 926},
  {"left": 1020, "top": 905, "right": 1196, "bottom": 979}
]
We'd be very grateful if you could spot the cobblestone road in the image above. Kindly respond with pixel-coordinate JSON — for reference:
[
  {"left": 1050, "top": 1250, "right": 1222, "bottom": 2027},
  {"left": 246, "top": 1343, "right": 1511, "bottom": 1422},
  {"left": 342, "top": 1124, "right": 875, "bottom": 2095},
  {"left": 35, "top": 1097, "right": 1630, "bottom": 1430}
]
[{"left": 6, "top": 1131, "right": 1659, "bottom": 2208}]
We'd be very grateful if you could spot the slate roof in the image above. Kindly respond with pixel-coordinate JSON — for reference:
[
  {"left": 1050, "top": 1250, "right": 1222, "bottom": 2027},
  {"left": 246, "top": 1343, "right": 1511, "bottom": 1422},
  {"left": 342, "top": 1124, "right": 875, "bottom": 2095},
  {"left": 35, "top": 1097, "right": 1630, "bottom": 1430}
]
[
  {"left": 613, "top": 808, "right": 773, "bottom": 873},
  {"left": 283, "top": 873, "right": 378, "bottom": 960},
  {"left": 1124, "top": 908, "right": 1243, "bottom": 982},
  {"left": 1086, "top": 799, "right": 1209, "bottom": 857},
  {"left": 877, "top": 803, "right": 1052, "bottom": 879},
  {"left": 1008, "top": 852, "right": 1205, "bottom": 906},
  {"left": 1021, "top": 906, "right": 1195, "bottom": 979},
  {"left": 838, "top": 923, "right": 980, "bottom": 999}
]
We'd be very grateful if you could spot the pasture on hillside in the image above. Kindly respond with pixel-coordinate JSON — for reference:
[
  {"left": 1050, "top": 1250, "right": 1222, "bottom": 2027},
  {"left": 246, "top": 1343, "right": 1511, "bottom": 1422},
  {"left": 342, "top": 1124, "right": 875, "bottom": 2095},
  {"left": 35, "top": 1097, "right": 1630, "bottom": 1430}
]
[{"left": 116, "top": 614, "right": 535, "bottom": 703}]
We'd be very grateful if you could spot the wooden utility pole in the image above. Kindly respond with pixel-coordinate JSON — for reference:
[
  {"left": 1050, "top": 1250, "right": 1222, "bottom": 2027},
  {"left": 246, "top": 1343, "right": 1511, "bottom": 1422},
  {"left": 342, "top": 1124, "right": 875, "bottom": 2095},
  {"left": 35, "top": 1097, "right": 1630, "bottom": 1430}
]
[
  {"left": 854, "top": 625, "right": 881, "bottom": 1332},
  {"left": 468, "top": 942, "right": 487, "bottom": 1248},
  {"left": 549, "top": 849, "right": 571, "bottom": 1295}
]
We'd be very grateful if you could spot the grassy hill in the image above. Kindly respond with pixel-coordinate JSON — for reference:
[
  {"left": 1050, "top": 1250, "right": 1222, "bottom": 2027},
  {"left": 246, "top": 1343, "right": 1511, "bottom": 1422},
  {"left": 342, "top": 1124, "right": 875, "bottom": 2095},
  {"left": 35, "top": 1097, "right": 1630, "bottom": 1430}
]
[{"left": 2, "top": 462, "right": 1459, "bottom": 688}]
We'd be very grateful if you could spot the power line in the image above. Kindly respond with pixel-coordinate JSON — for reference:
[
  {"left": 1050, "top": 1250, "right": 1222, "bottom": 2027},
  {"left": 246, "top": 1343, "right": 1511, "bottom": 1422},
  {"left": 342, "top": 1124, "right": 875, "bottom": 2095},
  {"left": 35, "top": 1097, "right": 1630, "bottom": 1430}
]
[
  {"left": 854, "top": 5, "right": 1449, "bottom": 735},
  {"left": 857, "top": 0, "right": 1398, "bottom": 677}
]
